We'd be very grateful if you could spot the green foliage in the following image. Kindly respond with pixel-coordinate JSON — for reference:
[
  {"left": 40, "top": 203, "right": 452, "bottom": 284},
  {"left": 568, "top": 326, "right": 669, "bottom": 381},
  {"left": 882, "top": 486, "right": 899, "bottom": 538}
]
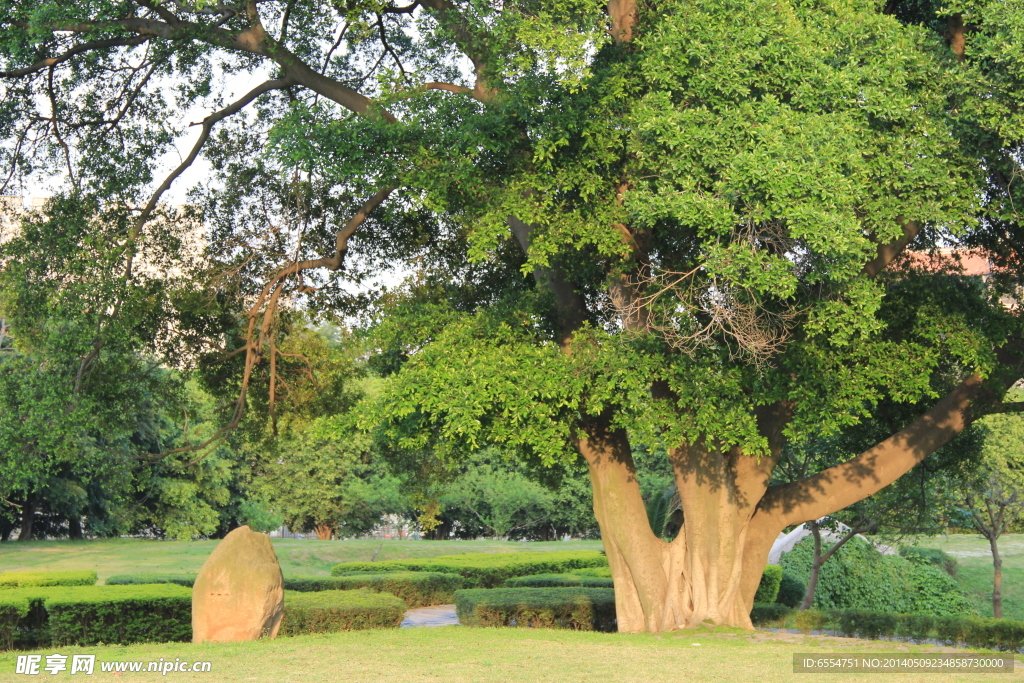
[
  {"left": 571, "top": 567, "right": 612, "bottom": 578},
  {"left": 780, "top": 536, "right": 973, "bottom": 615},
  {"left": 899, "top": 546, "right": 959, "bottom": 577},
  {"left": 44, "top": 585, "right": 192, "bottom": 647},
  {"left": 644, "top": 485, "right": 677, "bottom": 540},
  {"left": 284, "top": 572, "right": 463, "bottom": 608},
  {"left": 330, "top": 551, "right": 608, "bottom": 588},
  {"left": 0, "top": 584, "right": 192, "bottom": 649},
  {"left": 503, "top": 573, "right": 614, "bottom": 588},
  {"left": 775, "top": 571, "right": 806, "bottom": 608},
  {"left": 754, "top": 565, "right": 782, "bottom": 604},
  {"left": 749, "top": 603, "right": 791, "bottom": 628},
  {"left": 437, "top": 450, "right": 556, "bottom": 539},
  {"left": 751, "top": 605, "right": 1024, "bottom": 650},
  {"left": 0, "top": 571, "right": 96, "bottom": 588},
  {"left": 455, "top": 587, "right": 616, "bottom": 631},
  {"left": 104, "top": 574, "right": 195, "bottom": 588},
  {"left": 279, "top": 589, "right": 405, "bottom": 635}
]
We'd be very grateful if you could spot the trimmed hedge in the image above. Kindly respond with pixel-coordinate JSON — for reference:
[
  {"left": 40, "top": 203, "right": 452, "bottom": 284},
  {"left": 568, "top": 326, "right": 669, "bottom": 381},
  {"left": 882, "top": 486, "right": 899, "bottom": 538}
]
[
  {"left": 0, "top": 585, "right": 192, "bottom": 649},
  {"left": 0, "top": 595, "right": 30, "bottom": 650},
  {"left": 455, "top": 587, "right": 616, "bottom": 631},
  {"left": 749, "top": 604, "right": 1024, "bottom": 651},
  {"left": 285, "top": 572, "right": 463, "bottom": 607},
  {"left": 331, "top": 551, "right": 608, "bottom": 588},
  {"left": 0, "top": 571, "right": 97, "bottom": 589},
  {"left": 504, "top": 573, "right": 614, "bottom": 589},
  {"left": 279, "top": 589, "right": 405, "bottom": 635},
  {"left": 754, "top": 565, "right": 782, "bottom": 604},
  {"left": 749, "top": 602, "right": 790, "bottom": 628},
  {"left": 572, "top": 567, "right": 612, "bottom": 578},
  {"left": 105, "top": 574, "right": 196, "bottom": 588}
]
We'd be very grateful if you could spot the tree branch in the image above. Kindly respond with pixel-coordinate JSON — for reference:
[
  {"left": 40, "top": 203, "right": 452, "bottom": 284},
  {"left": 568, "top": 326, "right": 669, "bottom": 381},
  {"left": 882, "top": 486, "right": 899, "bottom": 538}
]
[
  {"left": 862, "top": 219, "right": 921, "bottom": 278},
  {"left": 125, "top": 76, "right": 296, "bottom": 278},
  {"left": 760, "top": 371, "right": 989, "bottom": 527},
  {"left": 0, "top": 36, "right": 149, "bottom": 78}
]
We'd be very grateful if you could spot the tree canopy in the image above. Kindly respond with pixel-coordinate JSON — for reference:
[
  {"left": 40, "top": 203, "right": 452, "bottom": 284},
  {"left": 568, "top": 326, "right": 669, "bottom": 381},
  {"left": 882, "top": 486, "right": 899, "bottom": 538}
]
[{"left": 2, "top": 0, "right": 1024, "bottom": 632}]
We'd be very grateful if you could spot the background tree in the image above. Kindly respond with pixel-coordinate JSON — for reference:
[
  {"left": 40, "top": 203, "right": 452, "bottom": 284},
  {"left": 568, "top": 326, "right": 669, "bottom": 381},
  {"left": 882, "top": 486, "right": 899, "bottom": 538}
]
[
  {"left": 439, "top": 449, "right": 555, "bottom": 540},
  {"left": 951, "top": 408, "right": 1024, "bottom": 618}
]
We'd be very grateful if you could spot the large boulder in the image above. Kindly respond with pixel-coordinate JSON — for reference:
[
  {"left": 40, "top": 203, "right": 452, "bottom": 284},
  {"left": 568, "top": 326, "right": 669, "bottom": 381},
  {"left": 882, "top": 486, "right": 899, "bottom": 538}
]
[{"left": 192, "top": 525, "right": 284, "bottom": 642}]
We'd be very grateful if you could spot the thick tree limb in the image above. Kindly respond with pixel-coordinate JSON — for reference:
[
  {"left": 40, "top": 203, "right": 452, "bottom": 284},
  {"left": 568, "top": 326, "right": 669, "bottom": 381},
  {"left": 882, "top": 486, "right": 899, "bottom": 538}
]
[
  {"left": 608, "top": 0, "right": 637, "bottom": 45},
  {"left": 508, "top": 216, "right": 588, "bottom": 348},
  {"left": 420, "top": 0, "right": 496, "bottom": 102},
  {"left": 861, "top": 219, "right": 920, "bottom": 278},
  {"left": 0, "top": 36, "right": 149, "bottom": 78},
  {"left": 759, "top": 371, "right": 988, "bottom": 527}
]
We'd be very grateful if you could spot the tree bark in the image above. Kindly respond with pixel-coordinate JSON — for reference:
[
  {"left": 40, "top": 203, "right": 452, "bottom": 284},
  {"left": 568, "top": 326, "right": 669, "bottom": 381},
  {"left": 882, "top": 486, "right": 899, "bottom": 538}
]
[
  {"left": 314, "top": 524, "right": 333, "bottom": 541},
  {"left": 577, "top": 414, "right": 779, "bottom": 631},
  {"left": 799, "top": 521, "right": 823, "bottom": 611},
  {"left": 989, "top": 534, "right": 1003, "bottom": 619},
  {"left": 17, "top": 494, "right": 35, "bottom": 542},
  {"left": 68, "top": 515, "right": 83, "bottom": 540}
]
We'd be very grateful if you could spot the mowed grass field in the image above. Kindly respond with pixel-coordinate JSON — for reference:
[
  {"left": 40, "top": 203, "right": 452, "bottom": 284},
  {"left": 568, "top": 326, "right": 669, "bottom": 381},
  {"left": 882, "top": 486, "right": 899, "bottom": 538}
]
[
  {"left": 0, "top": 538, "right": 605, "bottom": 582},
  {"left": 0, "top": 625, "right": 1017, "bottom": 683},
  {"left": 0, "top": 535, "right": 1021, "bottom": 682},
  {"left": 912, "top": 534, "right": 1024, "bottom": 621}
]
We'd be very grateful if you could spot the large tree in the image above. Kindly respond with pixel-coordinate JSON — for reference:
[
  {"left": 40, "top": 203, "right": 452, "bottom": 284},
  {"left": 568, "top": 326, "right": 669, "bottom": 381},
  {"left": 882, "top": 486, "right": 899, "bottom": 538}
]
[{"left": 2, "top": 0, "right": 1023, "bottom": 632}]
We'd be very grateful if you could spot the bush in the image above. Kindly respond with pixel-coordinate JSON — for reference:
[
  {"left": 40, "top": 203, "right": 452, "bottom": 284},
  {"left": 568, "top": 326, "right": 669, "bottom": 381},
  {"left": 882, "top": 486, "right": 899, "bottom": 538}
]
[
  {"left": 279, "top": 589, "right": 406, "bottom": 635},
  {"left": 503, "top": 573, "right": 614, "bottom": 589},
  {"left": 0, "top": 571, "right": 97, "bottom": 589},
  {"left": 105, "top": 574, "right": 196, "bottom": 588},
  {"left": 794, "top": 609, "right": 828, "bottom": 634},
  {"left": 285, "top": 572, "right": 463, "bottom": 607},
  {"left": 754, "top": 565, "right": 782, "bottom": 604},
  {"left": 780, "top": 536, "right": 972, "bottom": 615},
  {"left": 895, "top": 613, "right": 934, "bottom": 643},
  {"left": 0, "top": 593, "right": 31, "bottom": 650},
  {"left": 749, "top": 603, "right": 791, "bottom": 627},
  {"left": 775, "top": 571, "right": 805, "bottom": 608},
  {"left": 0, "top": 585, "right": 192, "bottom": 649},
  {"left": 818, "top": 610, "right": 1024, "bottom": 651},
  {"left": 455, "top": 587, "right": 616, "bottom": 631},
  {"left": 832, "top": 609, "right": 897, "bottom": 640},
  {"left": 899, "top": 546, "right": 958, "bottom": 577},
  {"left": 571, "top": 567, "right": 612, "bottom": 578},
  {"left": 331, "top": 551, "right": 608, "bottom": 588}
]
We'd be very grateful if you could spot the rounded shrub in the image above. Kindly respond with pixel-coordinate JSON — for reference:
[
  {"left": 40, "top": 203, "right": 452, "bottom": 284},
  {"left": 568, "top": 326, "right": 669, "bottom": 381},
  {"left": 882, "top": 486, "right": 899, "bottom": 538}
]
[
  {"left": 775, "top": 571, "right": 805, "bottom": 608},
  {"left": 780, "top": 536, "right": 972, "bottom": 615},
  {"left": 754, "top": 565, "right": 782, "bottom": 604}
]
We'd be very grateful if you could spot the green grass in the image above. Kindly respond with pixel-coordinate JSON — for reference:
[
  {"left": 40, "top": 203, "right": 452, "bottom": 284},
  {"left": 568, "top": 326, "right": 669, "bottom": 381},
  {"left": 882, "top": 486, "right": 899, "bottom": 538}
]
[
  {"left": 0, "top": 626, "right": 1015, "bottom": 683},
  {"left": 904, "top": 534, "right": 1024, "bottom": 621},
  {"left": 0, "top": 539, "right": 603, "bottom": 584}
]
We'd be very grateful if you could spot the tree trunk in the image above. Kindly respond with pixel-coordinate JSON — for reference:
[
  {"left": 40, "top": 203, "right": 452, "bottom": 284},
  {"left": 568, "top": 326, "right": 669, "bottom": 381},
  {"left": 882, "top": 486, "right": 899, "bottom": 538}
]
[
  {"left": 314, "top": 524, "right": 333, "bottom": 541},
  {"left": 799, "top": 521, "right": 823, "bottom": 611},
  {"left": 989, "top": 534, "right": 1003, "bottom": 619},
  {"left": 577, "top": 416, "right": 775, "bottom": 631},
  {"left": 68, "top": 515, "right": 83, "bottom": 540},
  {"left": 17, "top": 494, "right": 35, "bottom": 542}
]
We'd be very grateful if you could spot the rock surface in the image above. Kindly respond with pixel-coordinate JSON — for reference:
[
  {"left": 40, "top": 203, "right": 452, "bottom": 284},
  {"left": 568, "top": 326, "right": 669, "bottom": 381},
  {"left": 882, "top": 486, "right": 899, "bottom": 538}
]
[{"left": 192, "top": 525, "right": 284, "bottom": 642}]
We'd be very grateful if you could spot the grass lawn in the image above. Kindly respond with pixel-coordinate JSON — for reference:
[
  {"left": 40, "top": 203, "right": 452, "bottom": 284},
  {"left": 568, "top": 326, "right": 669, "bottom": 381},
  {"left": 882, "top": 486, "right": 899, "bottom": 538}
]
[
  {"left": 0, "top": 627, "right": 1016, "bottom": 683},
  {"left": 907, "top": 534, "right": 1024, "bottom": 620},
  {"left": 0, "top": 538, "right": 604, "bottom": 583},
  {"left": 1, "top": 536, "right": 1022, "bottom": 681}
]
